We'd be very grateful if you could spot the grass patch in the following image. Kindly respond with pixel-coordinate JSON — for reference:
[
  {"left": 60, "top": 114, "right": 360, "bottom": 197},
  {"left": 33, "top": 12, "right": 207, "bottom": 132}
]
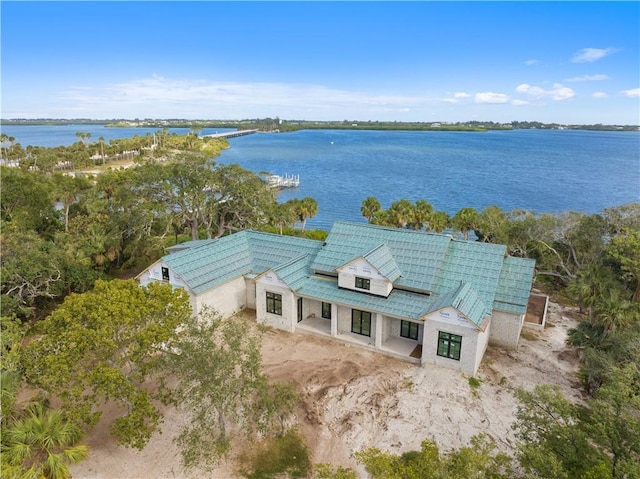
[
  {"left": 468, "top": 376, "right": 482, "bottom": 397},
  {"left": 520, "top": 330, "right": 539, "bottom": 341},
  {"left": 468, "top": 376, "right": 482, "bottom": 389},
  {"left": 239, "top": 429, "right": 311, "bottom": 479}
]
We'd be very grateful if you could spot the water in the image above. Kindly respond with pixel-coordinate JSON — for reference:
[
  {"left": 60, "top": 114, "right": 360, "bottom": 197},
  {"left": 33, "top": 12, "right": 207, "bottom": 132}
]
[
  {"left": 217, "top": 129, "right": 640, "bottom": 229},
  {"left": 2, "top": 125, "right": 638, "bottom": 230},
  {"left": 0, "top": 124, "right": 236, "bottom": 148}
]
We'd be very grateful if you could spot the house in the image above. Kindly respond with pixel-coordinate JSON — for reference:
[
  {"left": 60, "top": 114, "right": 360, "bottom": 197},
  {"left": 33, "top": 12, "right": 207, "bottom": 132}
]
[{"left": 138, "top": 222, "right": 537, "bottom": 376}]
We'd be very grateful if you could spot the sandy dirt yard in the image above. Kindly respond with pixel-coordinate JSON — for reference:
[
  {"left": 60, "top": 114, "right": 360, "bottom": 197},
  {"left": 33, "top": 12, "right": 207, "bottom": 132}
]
[{"left": 70, "top": 299, "right": 581, "bottom": 479}]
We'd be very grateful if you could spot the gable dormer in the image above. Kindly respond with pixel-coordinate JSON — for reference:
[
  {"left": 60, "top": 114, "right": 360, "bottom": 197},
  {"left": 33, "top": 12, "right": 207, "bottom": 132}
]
[{"left": 335, "top": 243, "right": 401, "bottom": 297}]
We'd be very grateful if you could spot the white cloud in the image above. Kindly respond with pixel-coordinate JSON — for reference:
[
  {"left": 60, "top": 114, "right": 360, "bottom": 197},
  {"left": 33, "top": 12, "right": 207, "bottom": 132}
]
[
  {"left": 525, "top": 59, "right": 540, "bottom": 66},
  {"left": 511, "top": 99, "right": 529, "bottom": 106},
  {"left": 571, "top": 47, "right": 618, "bottom": 63},
  {"left": 58, "top": 75, "right": 439, "bottom": 119},
  {"left": 564, "top": 74, "right": 609, "bottom": 82},
  {"left": 516, "top": 83, "right": 575, "bottom": 101},
  {"left": 475, "top": 92, "right": 510, "bottom": 104},
  {"left": 592, "top": 92, "right": 608, "bottom": 99},
  {"left": 442, "top": 92, "right": 471, "bottom": 104},
  {"left": 621, "top": 88, "right": 640, "bottom": 98}
]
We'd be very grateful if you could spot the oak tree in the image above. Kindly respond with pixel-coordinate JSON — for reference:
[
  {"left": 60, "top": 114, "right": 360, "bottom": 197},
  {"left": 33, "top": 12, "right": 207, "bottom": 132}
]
[{"left": 22, "top": 279, "right": 192, "bottom": 449}]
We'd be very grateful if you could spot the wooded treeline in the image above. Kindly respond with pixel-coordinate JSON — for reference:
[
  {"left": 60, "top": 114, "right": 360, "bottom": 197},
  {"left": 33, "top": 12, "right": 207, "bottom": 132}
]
[{"left": 1, "top": 134, "right": 639, "bottom": 477}]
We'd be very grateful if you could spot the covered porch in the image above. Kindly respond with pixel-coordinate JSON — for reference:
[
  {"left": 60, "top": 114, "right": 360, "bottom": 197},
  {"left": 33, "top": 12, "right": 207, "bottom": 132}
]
[{"left": 294, "top": 299, "right": 423, "bottom": 364}]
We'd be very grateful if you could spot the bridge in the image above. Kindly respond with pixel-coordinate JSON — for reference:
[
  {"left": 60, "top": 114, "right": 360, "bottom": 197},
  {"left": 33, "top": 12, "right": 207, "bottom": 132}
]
[{"left": 202, "top": 129, "right": 258, "bottom": 139}]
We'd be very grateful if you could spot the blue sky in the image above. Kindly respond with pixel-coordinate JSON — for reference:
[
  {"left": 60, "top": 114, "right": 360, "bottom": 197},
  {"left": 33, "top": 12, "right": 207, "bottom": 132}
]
[{"left": 2, "top": 1, "right": 639, "bottom": 124}]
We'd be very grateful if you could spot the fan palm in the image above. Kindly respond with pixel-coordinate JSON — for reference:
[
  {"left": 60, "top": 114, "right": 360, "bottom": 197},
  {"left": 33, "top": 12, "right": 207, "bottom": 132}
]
[{"left": 1, "top": 402, "right": 89, "bottom": 479}]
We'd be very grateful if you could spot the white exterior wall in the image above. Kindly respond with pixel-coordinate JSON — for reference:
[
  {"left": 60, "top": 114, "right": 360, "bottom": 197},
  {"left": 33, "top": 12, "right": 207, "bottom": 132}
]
[
  {"left": 475, "top": 320, "right": 490, "bottom": 373},
  {"left": 382, "top": 316, "right": 393, "bottom": 343},
  {"left": 195, "top": 276, "right": 246, "bottom": 317},
  {"left": 421, "top": 307, "right": 483, "bottom": 376},
  {"left": 138, "top": 261, "right": 197, "bottom": 312},
  {"left": 336, "top": 305, "right": 376, "bottom": 345},
  {"left": 306, "top": 299, "right": 325, "bottom": 319},
  {"left": 387, "top": 317, "right": 424, "bottom": 343},
  {"left": 255, "top": 273, "right": 296, "bottom": 333},
  {"left": 337, "top": 258, "right": 393, "bottom": 297},
  {"left": 245, "top": 278, "right": 257, "bottom": 310},
  {"left": 140, "top": 261, "right": 189, "bottom": 290},
  {"left": 489, "top": 310, "right": 524, "bottom": 349}
]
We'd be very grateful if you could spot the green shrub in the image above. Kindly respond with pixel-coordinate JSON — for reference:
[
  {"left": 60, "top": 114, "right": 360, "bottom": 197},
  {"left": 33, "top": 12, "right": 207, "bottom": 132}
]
[{"left": 241, "top": 429, "right": 312, "bottom": 479}]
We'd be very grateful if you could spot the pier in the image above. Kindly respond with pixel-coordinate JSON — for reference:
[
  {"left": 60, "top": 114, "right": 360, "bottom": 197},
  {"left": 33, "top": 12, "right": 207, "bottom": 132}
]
[
  {"left": 267, "top": 174, "right": 300, "bottom": 188},
  {"left": 202, "top": 129, "right": 258, "bottom": 139}
]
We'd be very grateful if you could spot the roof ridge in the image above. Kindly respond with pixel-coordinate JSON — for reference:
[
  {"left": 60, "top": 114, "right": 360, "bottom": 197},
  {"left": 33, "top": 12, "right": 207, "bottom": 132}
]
[
  {"left": 245, "top": 229, "right": 324, "bottom": 245},
  {"left": 273, "top": 253, "right": 311, "bottom": 272},
  {"left": 333, "top": 221, "right": 454, "bottom": 240}
]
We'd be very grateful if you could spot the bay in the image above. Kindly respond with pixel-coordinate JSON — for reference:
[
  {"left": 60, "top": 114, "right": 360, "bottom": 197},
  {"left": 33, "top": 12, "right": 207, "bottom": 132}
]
[
  {"left": 0, "top": 124, "right": 235, "bottom": 148},
  {"left": 217, "top": 129, "right": 640, "bottom": 230},
  {"left": 2, "top": 125, "right": 638, "bottom": 231}
]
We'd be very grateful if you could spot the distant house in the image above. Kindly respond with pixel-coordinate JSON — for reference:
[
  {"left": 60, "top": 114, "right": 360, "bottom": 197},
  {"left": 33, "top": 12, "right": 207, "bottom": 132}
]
[{"left": 137, "top": 222, "right": 538, "bottom": 375}]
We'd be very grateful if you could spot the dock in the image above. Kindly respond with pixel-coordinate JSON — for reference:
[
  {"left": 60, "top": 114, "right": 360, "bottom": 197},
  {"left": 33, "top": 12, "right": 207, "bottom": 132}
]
[{"left": 267, "top": 174, "right": 299, "bottom": 188}]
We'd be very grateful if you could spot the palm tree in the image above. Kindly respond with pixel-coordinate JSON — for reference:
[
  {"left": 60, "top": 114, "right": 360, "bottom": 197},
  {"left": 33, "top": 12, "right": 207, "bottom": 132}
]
[
  {"left": 52, "top": 174, "right": 90, "bottom": 233},
  {"left": 452, "top": 207, "right": 479, "bottom": 240},
  {"left": 410, "top": 199, "right": 434, "bottom": 230},
  {"left": 1, "top": 402, "right": 89, "bottom": 479},
  {"left": 98, "top": 136, "right": 106, "bottom": 164},
  {"left": 387, "top": 199, "right": 415, "bottom": 229},
  {"left": 429, "top": 211, "right": 450, "bottom": 233},
  {"left": 0, "top": 133, "right": 9, "bottom": 159},
  {"left": 360, "top": 196, "right": 381, "bottom": 224},
  {"left": 594, "top": 289, "right": 638, "bottom": 335},
  {"left": 567, "top": 263, "right": 618, "bottom": 321},
  {"left": 1, "top": 370, "right": 21, "bottom": 426},
  {"left": 293, "top": 197, "right": 318, "bottom": 231}
]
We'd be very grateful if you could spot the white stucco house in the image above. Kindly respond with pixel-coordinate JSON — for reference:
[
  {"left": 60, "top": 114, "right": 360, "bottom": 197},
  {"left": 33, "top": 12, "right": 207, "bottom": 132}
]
[{"left": 137, "top": 222, "right": 537, "bottom": 375}]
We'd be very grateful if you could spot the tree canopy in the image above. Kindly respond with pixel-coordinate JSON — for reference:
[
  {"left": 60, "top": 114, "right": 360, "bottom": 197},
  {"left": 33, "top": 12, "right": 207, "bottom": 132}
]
[{"left": 22, "top": 279, "right": 193, "bottom": 449}]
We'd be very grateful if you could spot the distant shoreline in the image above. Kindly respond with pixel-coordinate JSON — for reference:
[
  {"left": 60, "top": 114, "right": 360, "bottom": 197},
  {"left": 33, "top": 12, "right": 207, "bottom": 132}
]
[{"left": 1, "top": 119, "right": 638, "bottom": 132}]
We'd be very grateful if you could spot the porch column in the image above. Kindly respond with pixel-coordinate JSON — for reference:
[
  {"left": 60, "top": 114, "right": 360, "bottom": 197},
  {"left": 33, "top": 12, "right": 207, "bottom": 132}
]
[
  {"left": 330, "top": 304, "right": 338, "bottom": 336},
  {"left": 374, "top": 313, "right": 383, "bottom": 349}
]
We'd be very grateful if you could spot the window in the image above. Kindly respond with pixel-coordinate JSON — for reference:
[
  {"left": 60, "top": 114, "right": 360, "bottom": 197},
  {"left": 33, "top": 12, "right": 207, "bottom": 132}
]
[
  {"left": 297, "top": 298, "right": 303, "bottom": 323},
  {"left": 355, "top": 277, "right": 370, "bottom": 290},
  {"left": 437, "top": 332, "right": 462, "bottom": 361},
  {"left": 266, "top": 292, "right": 282, "bottom": 315},
  {"left": 351, "top": 309, "right": 372, "bottom": 336},
  {"left": 322, "top": 302, "right": 332, "bottom": 319},
  {"left": 400, "top": 320, "right": 419, "bottom": 340},
  {"left": 161, "top": 267, "right": 170, "bottom": 281}
]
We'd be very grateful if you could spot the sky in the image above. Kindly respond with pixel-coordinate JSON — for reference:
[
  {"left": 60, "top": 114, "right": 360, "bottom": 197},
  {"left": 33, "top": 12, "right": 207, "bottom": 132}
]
[{"left": 1, "top": 1, "right": 639, "bottom": 124}]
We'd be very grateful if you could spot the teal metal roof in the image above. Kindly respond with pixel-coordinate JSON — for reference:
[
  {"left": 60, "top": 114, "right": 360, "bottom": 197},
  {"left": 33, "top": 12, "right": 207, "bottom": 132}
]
[
  {"left": 164, "top": 232, "right": 251, "bottom": 294},
  {"left": 297, "top": 276, "right": 433, "bottom": 320},
  {"left": 426, "top": 282, "right": 488, "bottom": 327},
  {"left": 493, "top": 256, "right": 536, "bottom": 314},
  {"left": 297, "top": 277, "right": 487, "bottom": 328},
  {"left": 247, "top": 232, "right": 323, "bottom": 274},
  {"left": 163, "top": 231, "right": 322, "bottom": 294},
  {"left": 362, "top": 243, "right": 402, "bottom": 282},
  {"left": 158, "top": 222, "right": 535, "bottom": 322},
  {"left": 166, "top": 239, "right": 215, "bottom": 254},
  {"left": 432, "top": 240, "right": 506, "bottom": 312},
  {"left": 271, "top": 255, "right": 315, "bottom": 290},
  {"left": 311, "top": 222, "right": 451, "bottom": 291}
]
